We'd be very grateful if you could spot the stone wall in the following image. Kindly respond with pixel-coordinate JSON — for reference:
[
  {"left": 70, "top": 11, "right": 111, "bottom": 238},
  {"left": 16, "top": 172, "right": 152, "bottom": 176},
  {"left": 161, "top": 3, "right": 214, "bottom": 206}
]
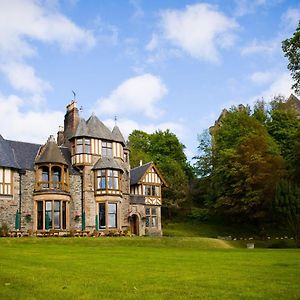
[{"left": 69, "top": 174, "right": 82, "bottom": 230}]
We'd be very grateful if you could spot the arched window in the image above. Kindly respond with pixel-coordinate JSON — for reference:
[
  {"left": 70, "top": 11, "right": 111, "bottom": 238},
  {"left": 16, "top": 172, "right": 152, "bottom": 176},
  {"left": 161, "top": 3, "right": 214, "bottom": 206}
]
[
  {"left": 52, "top": 167, "right": 61, "bottom": 189},
  {"left": 42, "top": 167, "right": 49, "bottom": 188}
]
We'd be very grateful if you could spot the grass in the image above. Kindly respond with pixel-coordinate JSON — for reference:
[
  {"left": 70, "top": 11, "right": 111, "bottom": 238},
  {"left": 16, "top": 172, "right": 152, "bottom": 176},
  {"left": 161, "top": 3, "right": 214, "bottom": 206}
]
[{"left": 0, "top": 237, "right": 300, "bottom": 299}]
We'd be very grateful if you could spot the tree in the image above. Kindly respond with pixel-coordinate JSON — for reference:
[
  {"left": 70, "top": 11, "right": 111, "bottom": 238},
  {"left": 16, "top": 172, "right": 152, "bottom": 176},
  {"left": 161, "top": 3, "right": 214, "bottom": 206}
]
[
  {"left": 211, "top": 109, "right": 284, "bottom": 224},
  {"left": 282, "top": 21, "right": 300, "bottom": 95},
  {"left": 274, "top": 180, "right": 300, "bottom": 247},
  {"left": 128, "top": 129, "right": 193, "bottom": 216}
]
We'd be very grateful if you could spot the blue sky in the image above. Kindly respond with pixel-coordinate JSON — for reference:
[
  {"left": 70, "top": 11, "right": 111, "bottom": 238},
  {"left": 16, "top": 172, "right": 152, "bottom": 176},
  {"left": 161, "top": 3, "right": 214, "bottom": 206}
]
[{"left": 0, "top": 0, "right": 299, "bottom": 159}]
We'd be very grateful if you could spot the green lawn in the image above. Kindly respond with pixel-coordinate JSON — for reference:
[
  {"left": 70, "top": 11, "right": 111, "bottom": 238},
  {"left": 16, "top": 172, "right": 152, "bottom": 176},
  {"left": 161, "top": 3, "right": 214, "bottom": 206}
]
[{"left": 0, "top": 237, "right": 299, "bottom": 299}]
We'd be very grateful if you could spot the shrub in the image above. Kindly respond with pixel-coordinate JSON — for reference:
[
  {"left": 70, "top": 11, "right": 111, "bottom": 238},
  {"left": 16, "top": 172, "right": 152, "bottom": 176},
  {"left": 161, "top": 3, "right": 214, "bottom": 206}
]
[
  {"left": 187, "top": 208, "right": 210, "bottom": 222},
  {"left": 0, "top": 223, "right": 9, "bottom": 237}
]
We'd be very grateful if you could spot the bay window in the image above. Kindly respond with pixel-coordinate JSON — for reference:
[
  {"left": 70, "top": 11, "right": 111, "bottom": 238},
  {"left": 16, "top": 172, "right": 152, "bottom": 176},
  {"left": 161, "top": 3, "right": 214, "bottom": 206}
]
[
  {"left": 37, "top": 200, "right": 67, "bottom": 230},
  {"left": 96, "top": 169, "right": 119, "bottom": 191},
  {"left": 102, "top": 141, "right": 112, "bottom": 157},
  {"left": 76, "top": 138, "right": 91, "bottom": 154}
]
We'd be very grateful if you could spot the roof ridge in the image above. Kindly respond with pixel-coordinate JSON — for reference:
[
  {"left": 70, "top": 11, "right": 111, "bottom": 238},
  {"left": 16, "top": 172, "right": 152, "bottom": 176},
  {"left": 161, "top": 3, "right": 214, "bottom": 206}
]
[{"left": 130, "top": 161, "right": 153, "bottom": 170}]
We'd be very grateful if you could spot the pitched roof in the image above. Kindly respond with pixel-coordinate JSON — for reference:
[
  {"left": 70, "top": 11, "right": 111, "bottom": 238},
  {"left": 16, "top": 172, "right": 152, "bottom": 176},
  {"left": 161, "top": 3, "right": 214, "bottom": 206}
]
[
  {"left": 72, "top": 118, "right": 90, "bottom": 138},
  {"left": 286, "top": 94, "right": 300, "bottom": 115},
  {"left": 35, "top": 136, "right": 68, "bottom": 165},
  {"left": 86, "top": 114, "right": 113, "bottom": 140},
  {"left": 92, "top": 157, "right": 123, "bottom": 171},
  {"left": 112, "top": 125, "right": 126, "bottom": 145},
  {"left": 130, "top": 162, "right": 152, "bottom": 185},
  {"left": 0, "top": 135, "right": 20, "bottom": 169}
]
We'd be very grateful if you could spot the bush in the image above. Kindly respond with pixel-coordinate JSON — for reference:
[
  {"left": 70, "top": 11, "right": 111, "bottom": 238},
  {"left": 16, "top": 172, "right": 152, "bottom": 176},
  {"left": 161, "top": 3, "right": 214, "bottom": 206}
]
[
  {"left": 0, "top": 223, "right": 9, "bottom": 237},
  {"left": 268, "top": 240, "right": 294, "bottom": 248},
  {"left": 187, "top": 208, "right": 210, "bottom": 222}
]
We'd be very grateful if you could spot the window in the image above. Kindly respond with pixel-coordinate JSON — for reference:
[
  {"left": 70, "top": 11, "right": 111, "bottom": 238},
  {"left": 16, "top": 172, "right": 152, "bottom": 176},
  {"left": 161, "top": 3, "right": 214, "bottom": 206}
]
[
  {"left": 145, "top": 207, "right": 157, "bottom": 228},
  {"left": 98, "top": 202, "right": 117, "bottom": 229},
  {"left": 76, "top": 138, "right": 91, "bottom": 154},
  {"left": 42, "top": 167, "right": 49, "bottom": 188},
  {"left": 52, "top": 167, "right": 61, "bottom": 189},
  {"left": 143, "top": 185, "right": 159, "bottom": 197},
  {"left": 102, "top": 141, "right": 112, "bottom": 157},
  {"left": 37, "top": 165, "right": 68, "bottom": 191},
  {"left": 37, "top": 200, "right": 67, "bottom": 230},
  {"left": 0, "top": 167, "right": 12, "bottom": 195},
  {"left": 96, "top": 169, "right": 119, "bottom": 191},
  {"left": 108, "top": 203, "right": 117, "bottom": 228}
]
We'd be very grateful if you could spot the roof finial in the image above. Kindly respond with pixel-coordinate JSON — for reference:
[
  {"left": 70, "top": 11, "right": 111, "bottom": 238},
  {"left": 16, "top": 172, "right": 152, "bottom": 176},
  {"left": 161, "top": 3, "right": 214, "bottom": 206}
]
[
  {"left": 114, "top": 115, "right": 117, "bottom": 126},
  {"left": 72, "top": 90, "right": 76, "bottom": 100}
]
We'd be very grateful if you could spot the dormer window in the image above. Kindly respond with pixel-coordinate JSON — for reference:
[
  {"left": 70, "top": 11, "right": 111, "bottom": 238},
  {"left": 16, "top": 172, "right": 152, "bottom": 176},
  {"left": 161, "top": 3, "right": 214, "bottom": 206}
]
[
  {"left": 96, "top": 169, "right": 119, "bottom": 191},
  {"left": 76, "top": 138, "right": 91, "bottom": 154},
  {"left": 102, "top": 141, "right": 112, "bottom": 157}
]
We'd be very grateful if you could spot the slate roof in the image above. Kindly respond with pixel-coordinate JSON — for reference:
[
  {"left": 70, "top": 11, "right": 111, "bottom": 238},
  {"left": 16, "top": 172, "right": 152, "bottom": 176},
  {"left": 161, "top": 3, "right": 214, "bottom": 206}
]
[
  {"left": 35, "top": 136, "right": 68, "bottom": 165},
  {"left": 130, "top": 162, "right": 152, "bottom": 185},
  {"left": 6, "top": 139, "right": 40, "bottom": 170},
  {"left": 92, "top": 157, "right": 124, "bottom": 171},
  {"left": 112, "top": 125, "right": 126, "bottom": 145},
  {"left": 72, "top": 118, "right": 91, "bottom": 138},
  {"left": 2, "top": 136, "right": 78, "bottom": 174},
  {"left": 86, "top": 114, "right": 113, "bottom": 140},
  {"left": 0, "top": 135, "right": 20, "bottom": 169}
]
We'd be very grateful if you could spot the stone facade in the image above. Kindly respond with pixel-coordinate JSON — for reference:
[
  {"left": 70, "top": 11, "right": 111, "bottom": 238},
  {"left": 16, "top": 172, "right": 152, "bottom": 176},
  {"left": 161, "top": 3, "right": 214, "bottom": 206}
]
[{"left": 0, "top": 100, "right": 166, "bottom": 236}]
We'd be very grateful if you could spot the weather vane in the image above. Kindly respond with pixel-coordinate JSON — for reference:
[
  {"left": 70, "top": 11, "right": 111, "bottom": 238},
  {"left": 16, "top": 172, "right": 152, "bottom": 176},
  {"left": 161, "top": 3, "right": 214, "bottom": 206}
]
[
  {"left": 72, "top": 90, "right": 76, "bottom": 100},
  {"left": 114, "top": 116, "right": 117, "bottom": 126}
]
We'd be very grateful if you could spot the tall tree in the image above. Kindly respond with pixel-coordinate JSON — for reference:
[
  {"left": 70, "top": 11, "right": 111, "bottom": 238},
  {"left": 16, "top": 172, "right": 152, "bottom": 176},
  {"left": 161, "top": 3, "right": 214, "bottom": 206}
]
[
  {"left": 282, "top": 21, "right": 300, "bottom": 95},
  {"left": 128, "top": 129, "right": 192, "bottom": 214}
]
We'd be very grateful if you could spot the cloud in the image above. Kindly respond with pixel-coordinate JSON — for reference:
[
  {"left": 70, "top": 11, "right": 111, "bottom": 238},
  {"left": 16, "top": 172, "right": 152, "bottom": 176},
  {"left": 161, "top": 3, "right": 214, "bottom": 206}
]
[
  {"left": 129, "top": 0, "right": 144, "bottom": 19},
  {"left": 250, "top": 71, "right": 275, "bottom": 85},
  {"left": 159, "top": 3, "right": 238, "bottom": 63},
  {"left": 241, "top": 39, "right": 278, "bottom": 56},
  {"left": 281, "top": 7, "right": 300, "bottom": 31},
  {"left": 234, "top": 0, "right": 279, "bottom": 17},
  {"left": 0, "top": 0, "right": 95, "bottom": 102},
  {"left": 0, "top": 94, "right": 64, "bottom": 143},
  {"left": 95, "top": 74, "right": 167, "bottom": 118},
  {"left": 0, "top": 62, "right": 51, "bottom": 96}
]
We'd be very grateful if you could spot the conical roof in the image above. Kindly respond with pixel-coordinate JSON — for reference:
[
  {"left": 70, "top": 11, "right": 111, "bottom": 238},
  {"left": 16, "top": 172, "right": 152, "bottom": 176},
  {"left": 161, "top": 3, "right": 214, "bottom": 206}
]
[
  {"left": 71, "top": 118, "right": 91, "bottom": 138},
  {"left": 86, "top": 114, "right": 113, "bottom": 140},
  {"left": 35, "top": 136, "right": 68, "bottom": 165},
  {"left": 0, "top": 135, "right": 19, "bottom": 169},
  {"left": 112, "top": 125, "right": 125, "bottom": 145}
]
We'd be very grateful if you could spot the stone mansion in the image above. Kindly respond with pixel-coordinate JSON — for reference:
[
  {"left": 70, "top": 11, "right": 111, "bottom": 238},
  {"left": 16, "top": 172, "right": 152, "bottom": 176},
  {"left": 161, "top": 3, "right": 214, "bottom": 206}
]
[{"left": 0, "top": 100, "right": 166, "bottom": 236}]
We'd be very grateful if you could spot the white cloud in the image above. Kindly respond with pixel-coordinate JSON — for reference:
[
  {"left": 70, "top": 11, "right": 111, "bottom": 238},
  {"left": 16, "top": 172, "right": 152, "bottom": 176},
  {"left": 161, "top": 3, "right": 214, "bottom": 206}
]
[
  {"left": 281, "top": 7, "right": 300, "bottom": 31},
  {"left": 0, "top": 0, "right": 95, "bottom": 102},
  {"left": 129, "top": 0, "right": 144, "bottom": 19},
  {"left": 250, "top": 71, "right": 275, "bottom": 85},
  {"left": 0, "top": 62, "right": 51, "bottom": 96},
  {"left": 146, "top": 34, "right": 160, "bottom": 51},
  {"left": 234, "top": 0, "right": 279, "bottom": 17},
  {"left": 159, "top": 3, "right": 238, "bottom": 62},
  {"left": 261, "top": 72, "right": 293, "bottom": 99},
  {"left": 0, "top": 94, "right": 64, "bottom": 144},
  {"left": 95, "top": 74, "right": 168, "bottom": 118},
  {"left": 241, "top": 39, "right": 278, "bottom": 56}
]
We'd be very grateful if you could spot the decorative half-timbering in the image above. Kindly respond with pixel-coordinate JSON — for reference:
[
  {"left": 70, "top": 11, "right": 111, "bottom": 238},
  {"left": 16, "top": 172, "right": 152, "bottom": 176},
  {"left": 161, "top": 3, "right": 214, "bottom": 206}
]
[
  {"left": 0, "top": 99, "right": 165, "bottom": 236},
  {"left": 129, "top": 162, "right": 166, "bottom": 236}
]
